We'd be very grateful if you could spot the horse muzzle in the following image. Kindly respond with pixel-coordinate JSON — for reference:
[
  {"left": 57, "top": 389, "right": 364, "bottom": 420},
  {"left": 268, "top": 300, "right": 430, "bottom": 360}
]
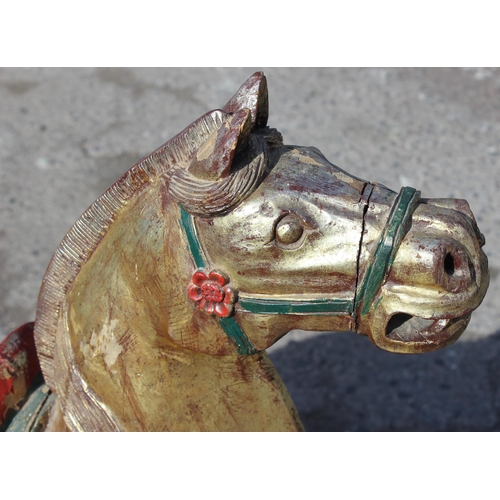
[{"left": 357, "top": 197, "right": 489, "bottom": 354}]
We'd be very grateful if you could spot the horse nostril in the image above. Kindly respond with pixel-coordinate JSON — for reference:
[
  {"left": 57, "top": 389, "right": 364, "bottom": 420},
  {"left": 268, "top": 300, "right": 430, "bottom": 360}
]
[
  {"left": 444, "top": 252, "right": 455, "bottom": 276},
  {"left": 437, "top": 247, "right": 473, "bottom": 292}
]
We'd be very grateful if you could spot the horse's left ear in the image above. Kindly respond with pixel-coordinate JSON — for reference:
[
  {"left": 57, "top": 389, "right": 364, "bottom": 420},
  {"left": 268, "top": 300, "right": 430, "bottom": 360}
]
[
  {"left": 188, "top": 108, "right": 252, "bottom": 181},
  {"left": 223, "top": 72, "right": 268, "bottom": 129}
]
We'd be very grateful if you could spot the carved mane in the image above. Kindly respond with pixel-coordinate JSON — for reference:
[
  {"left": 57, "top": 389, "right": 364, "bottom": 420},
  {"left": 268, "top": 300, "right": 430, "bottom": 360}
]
[{"left": 37, "top": 112, "right": 220, "bottom": 384}]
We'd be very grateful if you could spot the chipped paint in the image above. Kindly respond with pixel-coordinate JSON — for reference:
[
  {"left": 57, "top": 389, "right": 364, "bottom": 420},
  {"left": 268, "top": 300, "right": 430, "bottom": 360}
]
[
  {"left": 81, "top": 319, "right": 122, "bottom": 368},
  {"left": 0, "top": 323, "right": 41, "bottom": 427},
  {"left": 196, "top": 130, "right": 218, "bottom": 161}
]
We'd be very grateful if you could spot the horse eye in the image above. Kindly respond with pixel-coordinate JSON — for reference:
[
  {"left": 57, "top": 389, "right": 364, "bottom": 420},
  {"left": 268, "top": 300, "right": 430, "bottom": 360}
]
[{"left": 275, "top": 214, "right": 304, "bottom": 246}]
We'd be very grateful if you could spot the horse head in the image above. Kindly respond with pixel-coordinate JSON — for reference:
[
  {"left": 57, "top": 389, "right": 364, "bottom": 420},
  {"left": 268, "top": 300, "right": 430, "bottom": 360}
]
[{"left": 34, "top": 72, "right": 489, "bottom": 431}]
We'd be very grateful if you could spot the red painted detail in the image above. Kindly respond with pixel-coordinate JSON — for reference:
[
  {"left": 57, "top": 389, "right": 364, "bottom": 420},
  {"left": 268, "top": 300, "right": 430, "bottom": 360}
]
[
  {"left": 0, "top": 322, "right": 41, "bottom": 425},
  {"left": 188, "top": 270, "right": 237, "bottom": 318}
]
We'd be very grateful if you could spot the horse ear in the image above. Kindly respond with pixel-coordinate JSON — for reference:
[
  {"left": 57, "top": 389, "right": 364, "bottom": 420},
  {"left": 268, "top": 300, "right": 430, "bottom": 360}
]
[
  {"left": 188, "top": 108, "right": 252, "bottom": 181},
  {"left": 187, "top": 72, "right": 268, "bottom": 182},
  {"left": 223, "top": 72, "right": 269, "bottom": 129}
]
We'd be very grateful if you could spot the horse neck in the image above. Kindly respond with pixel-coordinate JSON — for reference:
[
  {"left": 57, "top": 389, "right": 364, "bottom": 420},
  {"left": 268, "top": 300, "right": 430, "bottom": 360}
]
[{"left": 56, "top": 182, "right": 303, "bottom": 431}]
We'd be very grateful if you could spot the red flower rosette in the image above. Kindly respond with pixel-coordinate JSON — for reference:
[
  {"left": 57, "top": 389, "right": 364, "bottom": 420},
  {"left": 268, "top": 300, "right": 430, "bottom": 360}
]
[{"left": 188, "top": 270, "right": 237, "bottom": 318}]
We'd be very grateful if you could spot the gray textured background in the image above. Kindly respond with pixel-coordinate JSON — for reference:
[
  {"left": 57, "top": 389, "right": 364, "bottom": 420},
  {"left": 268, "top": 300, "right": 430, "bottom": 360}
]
[{"left": 1, "top": 68, "right": 499, "bottom": 430}]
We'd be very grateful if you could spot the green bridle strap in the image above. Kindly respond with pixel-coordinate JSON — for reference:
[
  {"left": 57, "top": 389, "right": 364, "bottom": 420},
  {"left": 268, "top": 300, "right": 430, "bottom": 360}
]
[
  {"left": 354, "top": 186, "right": 421, "bottom": 317},
  {"left": 180, "top": 185, "right": 419, "bottom": 352},
  {"left": 180, "top": 206, "right": 206, "bottom": 270},
  {"left": 180, "top": 206, "right": 354, "bottom": 317},
  {"left": 237, "top": 296, "right": 353, "bottom": 315},
  {"left": 180, "top": 207, "right": 258, "bottom": 356},
  {"left": 238, "top": 186, "right": 419, "bottom": 318}
]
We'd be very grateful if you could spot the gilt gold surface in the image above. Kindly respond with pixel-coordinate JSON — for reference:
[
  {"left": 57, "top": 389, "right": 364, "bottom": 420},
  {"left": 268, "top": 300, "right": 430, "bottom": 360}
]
[{"left": 33, "top": 72, "right": 489, "bottom": 431}]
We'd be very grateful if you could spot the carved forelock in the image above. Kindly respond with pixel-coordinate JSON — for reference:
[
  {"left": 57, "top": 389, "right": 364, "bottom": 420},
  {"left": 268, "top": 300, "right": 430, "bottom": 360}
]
[{"left": 34, "top": 72, "right": 276, "bottom": 392}]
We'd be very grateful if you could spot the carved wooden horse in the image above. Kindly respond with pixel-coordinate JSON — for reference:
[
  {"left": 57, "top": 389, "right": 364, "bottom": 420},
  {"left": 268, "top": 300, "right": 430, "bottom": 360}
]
[{"left": 4, "top": 72, "right": 489, "bottom": 431}]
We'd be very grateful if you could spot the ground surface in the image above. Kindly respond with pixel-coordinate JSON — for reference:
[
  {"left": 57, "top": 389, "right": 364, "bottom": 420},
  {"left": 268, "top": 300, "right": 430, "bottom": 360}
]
[{"left": 1, "top": 68, "right": 499, "bottom": 431}]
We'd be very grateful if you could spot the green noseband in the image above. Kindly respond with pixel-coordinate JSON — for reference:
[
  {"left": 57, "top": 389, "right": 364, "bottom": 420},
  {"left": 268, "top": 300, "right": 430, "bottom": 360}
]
[{"left": 354, "top": 186, "right": 421, "bottom": 317}]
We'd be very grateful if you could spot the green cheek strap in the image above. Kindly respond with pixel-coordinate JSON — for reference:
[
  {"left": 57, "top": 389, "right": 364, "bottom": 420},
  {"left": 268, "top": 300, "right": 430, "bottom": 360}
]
[{"left": 180, "top": 206, "right": 258, "bottom": 356}]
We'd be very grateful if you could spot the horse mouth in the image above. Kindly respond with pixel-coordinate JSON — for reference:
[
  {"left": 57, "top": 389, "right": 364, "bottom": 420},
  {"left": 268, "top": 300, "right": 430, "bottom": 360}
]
[{"left": 385, "top": 312, "right": 471, "bottom": 346}]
